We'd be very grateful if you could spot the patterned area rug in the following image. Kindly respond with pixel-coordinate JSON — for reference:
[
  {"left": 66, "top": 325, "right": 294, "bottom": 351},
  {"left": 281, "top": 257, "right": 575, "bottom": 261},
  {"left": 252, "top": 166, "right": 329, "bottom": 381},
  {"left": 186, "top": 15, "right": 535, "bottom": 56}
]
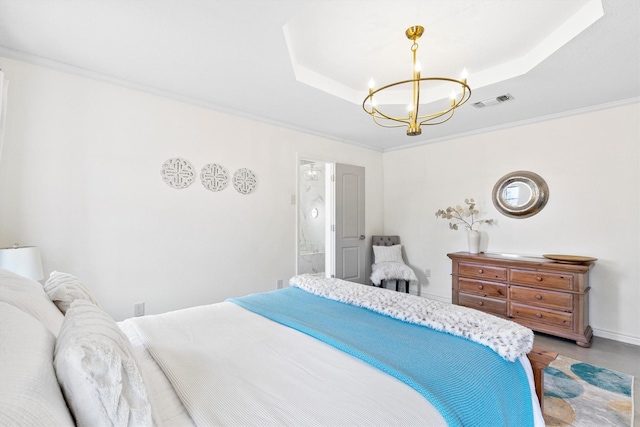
[{"left": 544, "top": 355, "right": 634, "bottom": 426}]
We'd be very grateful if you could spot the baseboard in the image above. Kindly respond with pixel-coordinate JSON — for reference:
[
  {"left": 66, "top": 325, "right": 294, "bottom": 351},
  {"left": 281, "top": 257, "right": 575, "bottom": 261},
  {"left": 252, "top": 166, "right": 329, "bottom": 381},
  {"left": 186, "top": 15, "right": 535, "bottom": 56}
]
[
  {"left": 592, "top": 327, "right": 640, "bottom": 347},
  {"left": 417, "top": 291, "right": 450, "bottom": 303}
]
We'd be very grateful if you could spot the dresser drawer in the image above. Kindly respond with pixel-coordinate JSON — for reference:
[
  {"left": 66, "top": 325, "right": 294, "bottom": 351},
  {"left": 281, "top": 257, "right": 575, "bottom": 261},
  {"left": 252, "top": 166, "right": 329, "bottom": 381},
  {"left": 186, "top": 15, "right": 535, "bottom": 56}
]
[
  {"left": 510, "top": 302, "right": 573, "bottom": 329},
  {"left": 458, "top": 293, "right": 507, "bottom": 316},
  {"left": 459, "top": 262, "right": 507, "bottom": 281},
  {"left": 509, "top": 286, "right": 573, "bottom": 311},
  {"left": 510, "top": 269, "right": 574, "bottom": 290},
  {"left": 459, "top": 278, "right": 506, "bottom": 299}
]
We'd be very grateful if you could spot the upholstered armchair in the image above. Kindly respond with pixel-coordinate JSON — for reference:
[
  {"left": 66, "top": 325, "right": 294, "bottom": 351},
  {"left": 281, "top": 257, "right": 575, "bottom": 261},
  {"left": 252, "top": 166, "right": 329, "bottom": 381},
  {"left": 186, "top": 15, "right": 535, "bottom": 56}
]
[{"left": 370, "top": 235, "right": 418, "bottom": 293}]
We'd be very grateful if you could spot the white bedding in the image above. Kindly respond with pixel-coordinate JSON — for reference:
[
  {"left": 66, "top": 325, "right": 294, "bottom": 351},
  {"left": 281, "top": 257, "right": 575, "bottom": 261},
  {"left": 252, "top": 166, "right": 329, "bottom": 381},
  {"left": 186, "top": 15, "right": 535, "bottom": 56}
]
[
  {"left": 122, "top": 302, "right": 447, "bottom": 426},
  {"left": 1, "top": 267, "right": 544, "bottom": 426},
  {"left": 119, "top": 321, "right": 194, "bottom": 427},
  {"left": 121, "top": 301, "right": 544, "bottom": 427}
]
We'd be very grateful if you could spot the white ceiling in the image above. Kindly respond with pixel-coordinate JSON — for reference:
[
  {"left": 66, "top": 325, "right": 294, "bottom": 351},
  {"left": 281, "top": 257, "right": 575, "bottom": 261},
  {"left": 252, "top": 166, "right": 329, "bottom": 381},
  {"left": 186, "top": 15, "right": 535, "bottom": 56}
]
[{"left": 0, "top": 0, "right": 638, "bottom": 152}]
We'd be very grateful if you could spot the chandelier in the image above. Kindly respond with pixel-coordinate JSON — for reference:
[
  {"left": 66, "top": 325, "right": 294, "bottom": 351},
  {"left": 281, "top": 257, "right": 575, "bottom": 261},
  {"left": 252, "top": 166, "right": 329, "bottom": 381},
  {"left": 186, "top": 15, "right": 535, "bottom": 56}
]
[
  {"left": 362, "top": 26, "right": 471, "bottom": 136},
  {"left": 303, "top": 163, "right": 320, "bottom": 181}
]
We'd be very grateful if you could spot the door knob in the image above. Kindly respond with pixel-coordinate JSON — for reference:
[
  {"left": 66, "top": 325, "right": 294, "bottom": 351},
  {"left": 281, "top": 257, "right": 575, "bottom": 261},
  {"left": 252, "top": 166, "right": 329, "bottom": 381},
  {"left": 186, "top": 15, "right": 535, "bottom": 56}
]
[{"left": 359, "top": 235, "right": 365, "bottom": 240}]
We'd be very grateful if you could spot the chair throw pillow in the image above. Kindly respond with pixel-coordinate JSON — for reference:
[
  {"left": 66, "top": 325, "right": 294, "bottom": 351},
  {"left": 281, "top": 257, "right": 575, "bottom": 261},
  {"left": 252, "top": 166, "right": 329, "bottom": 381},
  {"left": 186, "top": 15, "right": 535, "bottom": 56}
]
[{"left": 373, "top": 244, "right": 404, "bottom": 264}]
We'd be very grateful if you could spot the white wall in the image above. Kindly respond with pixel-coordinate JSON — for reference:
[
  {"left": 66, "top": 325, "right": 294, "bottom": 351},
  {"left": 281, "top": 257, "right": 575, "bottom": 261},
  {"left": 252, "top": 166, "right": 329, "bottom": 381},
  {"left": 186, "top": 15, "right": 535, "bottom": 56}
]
[
  {"left": 2, "top": 55, "right": 638, "bottom": 346},
  {"left": 382, "top": 102, "right": 640, "bottom": 345},
  {"left": 0, "top": 57, "right": 384, "bottom": 321}
]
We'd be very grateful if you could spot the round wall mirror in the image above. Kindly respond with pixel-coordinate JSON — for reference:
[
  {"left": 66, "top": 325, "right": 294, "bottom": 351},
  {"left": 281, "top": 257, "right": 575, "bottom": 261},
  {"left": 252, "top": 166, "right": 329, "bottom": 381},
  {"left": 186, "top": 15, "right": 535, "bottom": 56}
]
[{"left": 492, "top": 171, "right": 549, "bottom": 218}]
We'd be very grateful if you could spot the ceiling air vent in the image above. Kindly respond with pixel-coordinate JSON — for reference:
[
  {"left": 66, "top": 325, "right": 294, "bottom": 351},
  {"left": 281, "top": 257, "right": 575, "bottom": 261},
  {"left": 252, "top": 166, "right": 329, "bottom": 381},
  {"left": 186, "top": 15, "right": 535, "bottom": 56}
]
[{"left": 471, "top": 94, "right": 514, "bottom": 108}]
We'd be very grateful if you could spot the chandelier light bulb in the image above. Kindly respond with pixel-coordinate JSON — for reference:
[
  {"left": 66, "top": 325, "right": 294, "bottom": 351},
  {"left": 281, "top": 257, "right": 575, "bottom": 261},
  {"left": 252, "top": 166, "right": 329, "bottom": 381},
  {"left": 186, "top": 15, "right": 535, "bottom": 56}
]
[
  {"left": 461, "top": 68, "right": 468, "bottom": 81},
  {"left": 415, "top": 62, "right": 421, "bottom": 73},
  {"left": 369, "top": 78, "right": 375, "bottom": 89}
]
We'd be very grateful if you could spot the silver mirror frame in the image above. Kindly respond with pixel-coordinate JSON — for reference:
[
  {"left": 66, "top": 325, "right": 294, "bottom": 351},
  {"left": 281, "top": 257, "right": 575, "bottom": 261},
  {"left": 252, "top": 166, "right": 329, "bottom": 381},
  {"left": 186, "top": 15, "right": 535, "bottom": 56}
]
[{"left": 492, "top": 171, "right": 549, "bottom": 218}]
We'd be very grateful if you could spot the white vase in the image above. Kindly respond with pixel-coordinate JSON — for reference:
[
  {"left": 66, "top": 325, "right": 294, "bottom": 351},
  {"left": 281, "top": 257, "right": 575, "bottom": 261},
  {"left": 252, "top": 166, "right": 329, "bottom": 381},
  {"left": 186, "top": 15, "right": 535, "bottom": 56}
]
[{"left": 467, "top": 230, "right": 481, "bottom": 254}]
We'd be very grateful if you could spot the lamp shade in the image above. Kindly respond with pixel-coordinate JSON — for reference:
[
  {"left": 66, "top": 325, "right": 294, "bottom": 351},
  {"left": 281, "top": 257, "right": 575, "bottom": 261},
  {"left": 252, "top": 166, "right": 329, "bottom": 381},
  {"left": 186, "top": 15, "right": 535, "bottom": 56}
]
[{"left": 0, "top": 245, "right": 44, "bottom": 281}]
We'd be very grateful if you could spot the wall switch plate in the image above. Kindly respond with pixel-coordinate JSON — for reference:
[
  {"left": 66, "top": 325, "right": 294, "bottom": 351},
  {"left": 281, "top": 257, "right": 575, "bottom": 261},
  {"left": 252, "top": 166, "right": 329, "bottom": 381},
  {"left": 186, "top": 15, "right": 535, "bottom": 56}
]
[
  {"left": 276, "top": 279, "right": 284, "bottom": 289},
  {"left": 134, "top": 302, "right": 145, "bottom": 317},
  {"left": 425, "top": 269, "right": 431, "bottom": 278}
]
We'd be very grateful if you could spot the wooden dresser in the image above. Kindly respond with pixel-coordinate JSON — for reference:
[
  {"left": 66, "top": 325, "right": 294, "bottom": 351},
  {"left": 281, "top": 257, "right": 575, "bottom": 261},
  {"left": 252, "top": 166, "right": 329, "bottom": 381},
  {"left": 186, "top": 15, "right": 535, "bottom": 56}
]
[{"left": 448, "top": 252, "right": 593, "bottom": 347}]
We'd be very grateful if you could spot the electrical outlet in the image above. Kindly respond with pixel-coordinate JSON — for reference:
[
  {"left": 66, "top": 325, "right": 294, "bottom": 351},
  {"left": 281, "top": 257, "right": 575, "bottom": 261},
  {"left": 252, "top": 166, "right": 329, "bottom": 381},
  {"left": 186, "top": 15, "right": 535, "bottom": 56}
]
[
  {"left": 134, "top": 302, "right": 145, "bottom": 317},
  {"left": 425, "top": 269, "right": 431, "bottom": 278},
  {"left": 276, "top": 279, "right": 284, "bottom": 289}
]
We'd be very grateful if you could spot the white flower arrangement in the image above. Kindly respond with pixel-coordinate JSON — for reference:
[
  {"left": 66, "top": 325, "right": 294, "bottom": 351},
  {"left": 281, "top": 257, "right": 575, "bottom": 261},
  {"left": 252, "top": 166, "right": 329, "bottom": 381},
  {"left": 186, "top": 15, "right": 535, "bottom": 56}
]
[{"left": 435, "top": 198, "right": 495, "bottom": 231}]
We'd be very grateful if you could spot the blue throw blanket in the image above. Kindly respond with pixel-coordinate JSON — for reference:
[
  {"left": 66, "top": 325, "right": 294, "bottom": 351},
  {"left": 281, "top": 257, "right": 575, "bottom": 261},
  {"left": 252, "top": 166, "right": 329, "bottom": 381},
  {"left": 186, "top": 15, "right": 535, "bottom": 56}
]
[{"left": 229, "top": 287, "right": 533, "bottom": 427}]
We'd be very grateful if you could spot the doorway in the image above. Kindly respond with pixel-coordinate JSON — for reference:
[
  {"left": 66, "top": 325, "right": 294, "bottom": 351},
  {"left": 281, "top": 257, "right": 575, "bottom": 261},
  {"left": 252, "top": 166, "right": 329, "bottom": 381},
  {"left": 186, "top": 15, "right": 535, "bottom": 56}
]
[
  {"left": 297, "top": 159, "right": 329, "bottom": 276},
  {"left": 297, "top": 159, "right": 366, "bottom": 284}
]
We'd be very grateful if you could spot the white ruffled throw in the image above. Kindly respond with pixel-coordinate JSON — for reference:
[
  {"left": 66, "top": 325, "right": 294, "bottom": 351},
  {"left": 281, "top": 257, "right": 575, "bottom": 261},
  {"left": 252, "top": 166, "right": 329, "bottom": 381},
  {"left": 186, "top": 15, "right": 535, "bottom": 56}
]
[{"left": 370, "top": 262, "right": 418, "bottom": 286}]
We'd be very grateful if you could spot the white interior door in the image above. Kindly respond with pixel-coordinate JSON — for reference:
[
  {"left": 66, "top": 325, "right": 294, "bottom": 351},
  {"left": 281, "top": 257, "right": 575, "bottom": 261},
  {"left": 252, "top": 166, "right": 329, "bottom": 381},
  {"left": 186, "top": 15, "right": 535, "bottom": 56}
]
[{"left": 334, "top": 163, "right": 365, "bottom": 283}]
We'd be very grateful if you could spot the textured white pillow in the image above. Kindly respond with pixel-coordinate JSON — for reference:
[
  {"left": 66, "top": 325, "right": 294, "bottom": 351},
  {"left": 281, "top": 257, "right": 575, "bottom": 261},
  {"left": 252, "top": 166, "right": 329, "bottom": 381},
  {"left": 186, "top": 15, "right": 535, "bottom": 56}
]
[
  {"left": 373, "top": 244, "right": 404, "bottom": 263},
  {"left": 0, "top": 268, "right": 64, "bottom": 336},
  {"left": 0, "top": 302, "right": 75, "bottom": 426},
  {"left": 54, "top": 300, "right": 153, "bottom": 427},
  {"left": 44, "top": 271, "right": 101, "bottom": 314}
]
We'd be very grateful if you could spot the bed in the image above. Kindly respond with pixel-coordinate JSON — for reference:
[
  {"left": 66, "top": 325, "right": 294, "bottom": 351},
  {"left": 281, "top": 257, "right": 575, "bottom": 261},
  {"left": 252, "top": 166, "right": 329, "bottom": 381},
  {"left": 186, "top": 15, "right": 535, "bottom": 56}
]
[{"left": 0, "top": 267, "right": 553, "bottom": 426}]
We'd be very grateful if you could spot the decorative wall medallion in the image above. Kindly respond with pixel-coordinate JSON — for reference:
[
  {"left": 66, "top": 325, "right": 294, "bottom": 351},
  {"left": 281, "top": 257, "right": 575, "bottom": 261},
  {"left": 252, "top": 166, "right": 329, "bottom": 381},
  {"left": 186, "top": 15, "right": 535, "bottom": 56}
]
[
  {"left": 200, "top": 163, "right": 229, "bottom": 192},
  {"left": 233, "top": 168, "right": 257, "bottom": 195},
  {"left": 161, "top": 158, "right": 195, "bottom": 189}
]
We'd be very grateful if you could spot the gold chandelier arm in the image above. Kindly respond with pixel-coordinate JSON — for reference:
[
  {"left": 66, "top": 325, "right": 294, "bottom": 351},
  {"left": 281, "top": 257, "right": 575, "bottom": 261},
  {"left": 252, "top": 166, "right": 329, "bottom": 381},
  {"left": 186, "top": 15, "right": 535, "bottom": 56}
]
[
  {"left": 418, "top": 81, "right": 470, "bottom": 120},
  {"left": 363, "top": 100, "right": 413, "bottom": 125},
  {"left": 369, "top": 107, "right": 414, "bottom": 128},
  {"left": 372, "top": 116, "right": 410, "bottom": 128},
  {"left": 372, "top": 110, "right": 411, "bottom": 124},
  {"left": 419, "top": 110, "right": 455, "bottom": 126}
]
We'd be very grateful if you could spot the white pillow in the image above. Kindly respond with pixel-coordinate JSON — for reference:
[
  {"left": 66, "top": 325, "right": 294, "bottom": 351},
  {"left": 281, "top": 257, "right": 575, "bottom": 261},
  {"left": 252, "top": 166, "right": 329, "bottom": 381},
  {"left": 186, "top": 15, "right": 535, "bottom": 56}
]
[
  {"left": 0, "top": 302, "right": 75, "bottom": 426},
  {"left": 0, "top": 268, "right": 64, "bottom": 336},
  {"left": 44, "top": 271, "right": 101, "bottom": 314},
  {"left": 54, "top": 299, "right": 153, "bottom": 427},
  {"left": 373, "top": 244, "right": 404, "bottom": 263}
]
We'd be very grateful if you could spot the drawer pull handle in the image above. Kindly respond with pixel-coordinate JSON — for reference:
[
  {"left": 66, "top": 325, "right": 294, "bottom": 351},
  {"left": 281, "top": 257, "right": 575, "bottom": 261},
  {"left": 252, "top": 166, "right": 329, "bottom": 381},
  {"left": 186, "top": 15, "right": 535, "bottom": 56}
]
[
  {"left": 535, "top": 276, "right": 543, "bottom": 282},
  {"left": 478, "top": 269, "right": 484, "bottom": 274},
  {"left": 477, "top": 285, "right": 484, "bottom": 290},
  {"left": 478, "top": 301, "right": 484, "bottom": 306},
  {"left": 536, "top": 313, "right": 542, "bottom": 318},
  {"left": 535, "top": 294, "right": 542, "bottom": 300}
]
